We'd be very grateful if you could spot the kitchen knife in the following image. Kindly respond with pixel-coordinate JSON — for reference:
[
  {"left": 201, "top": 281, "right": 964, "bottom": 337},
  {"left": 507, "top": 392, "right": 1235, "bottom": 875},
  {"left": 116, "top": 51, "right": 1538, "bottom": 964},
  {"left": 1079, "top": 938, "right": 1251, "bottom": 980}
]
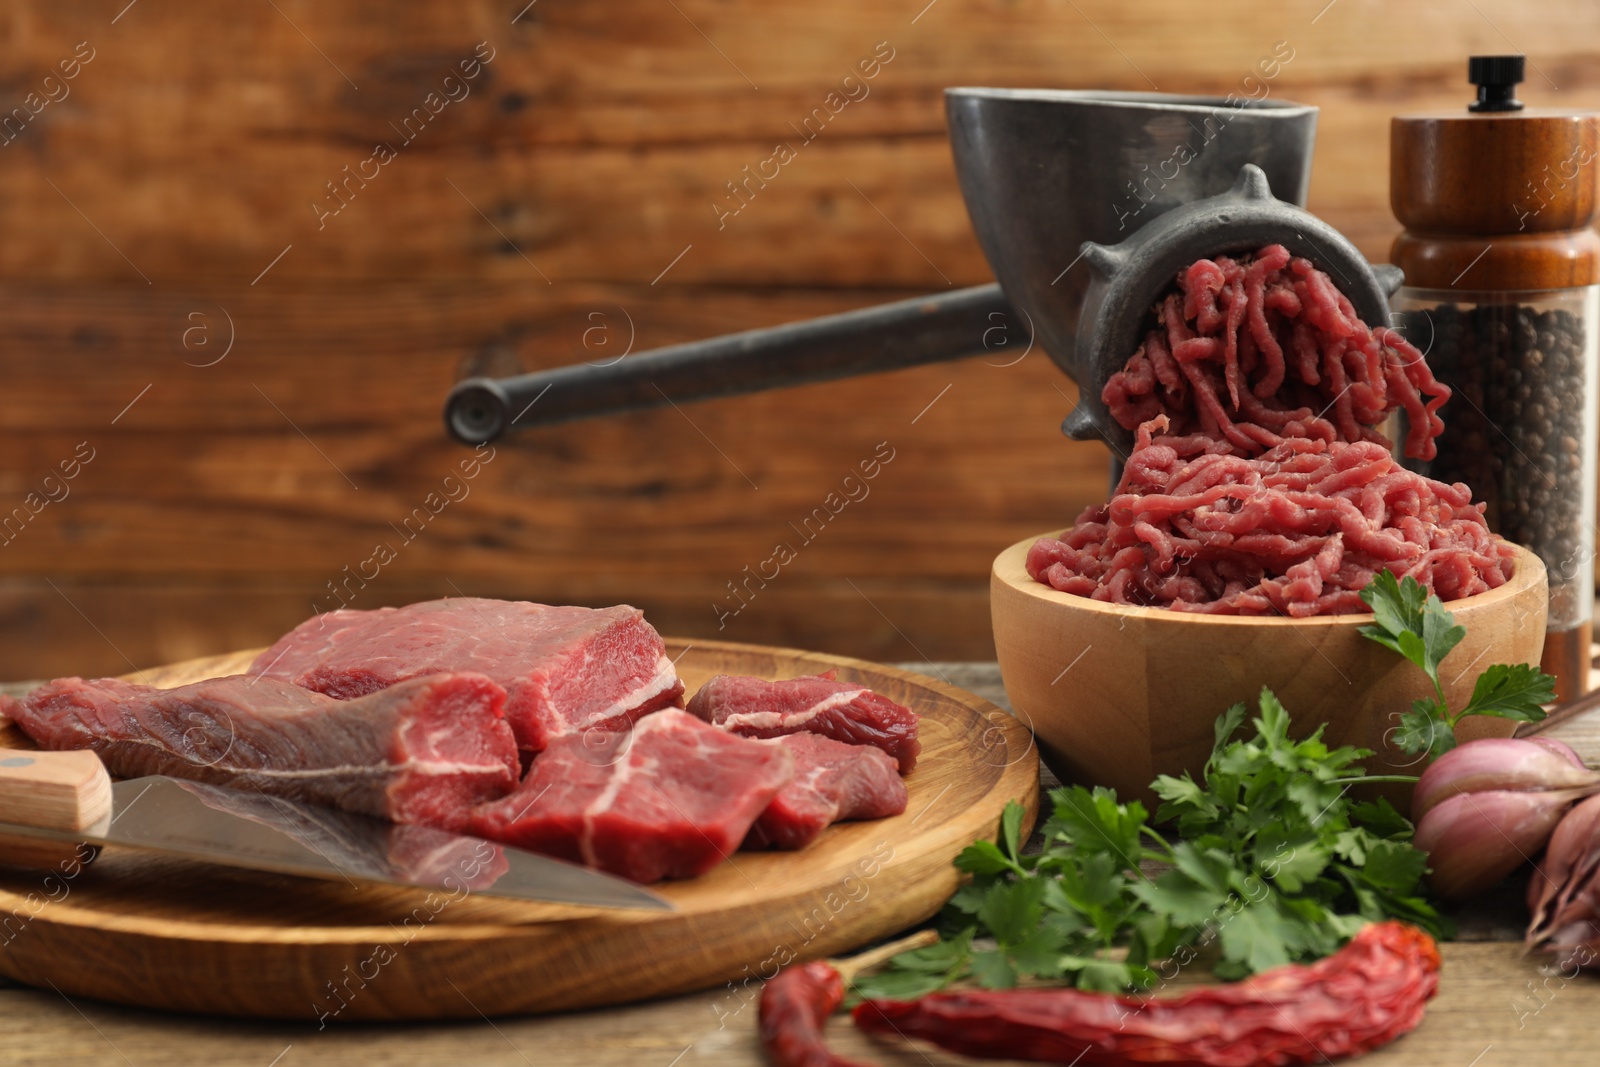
[{"left": 0, "top": 749, "right": 672, "bottom": 912}]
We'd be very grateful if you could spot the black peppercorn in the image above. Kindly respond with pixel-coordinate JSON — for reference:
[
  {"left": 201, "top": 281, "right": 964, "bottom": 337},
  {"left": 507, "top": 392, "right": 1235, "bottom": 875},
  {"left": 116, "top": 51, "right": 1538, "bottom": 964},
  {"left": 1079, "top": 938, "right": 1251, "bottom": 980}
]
[{"left": 1401, "top": 301, "right": 1589, "bottom": 619}]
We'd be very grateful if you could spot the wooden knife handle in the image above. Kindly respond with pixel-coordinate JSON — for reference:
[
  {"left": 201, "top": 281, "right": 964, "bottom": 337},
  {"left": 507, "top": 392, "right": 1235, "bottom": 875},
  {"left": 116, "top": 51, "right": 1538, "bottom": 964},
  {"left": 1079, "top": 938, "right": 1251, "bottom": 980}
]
[{"left": 0, "top": 750, "right": 110, "bottom": 872}]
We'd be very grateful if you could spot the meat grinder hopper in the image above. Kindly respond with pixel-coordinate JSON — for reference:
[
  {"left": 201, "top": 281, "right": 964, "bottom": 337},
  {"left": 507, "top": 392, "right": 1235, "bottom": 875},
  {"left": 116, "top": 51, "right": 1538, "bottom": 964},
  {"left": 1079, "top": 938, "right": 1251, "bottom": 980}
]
[{"left": 443, "top": 89, "right": 1322, "bottom": 447}]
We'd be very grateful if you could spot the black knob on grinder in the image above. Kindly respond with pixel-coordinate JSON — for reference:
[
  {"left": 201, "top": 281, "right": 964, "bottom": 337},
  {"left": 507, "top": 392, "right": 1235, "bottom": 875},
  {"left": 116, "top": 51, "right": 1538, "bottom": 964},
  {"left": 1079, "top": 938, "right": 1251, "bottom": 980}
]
[{"left": 1468, "top": 54, "right": 1525, "bottom": 112}]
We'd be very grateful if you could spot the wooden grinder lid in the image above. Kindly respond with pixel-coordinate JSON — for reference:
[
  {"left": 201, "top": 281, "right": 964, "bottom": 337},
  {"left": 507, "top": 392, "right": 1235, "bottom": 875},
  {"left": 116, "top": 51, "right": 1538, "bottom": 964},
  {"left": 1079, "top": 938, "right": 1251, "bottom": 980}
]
[{"left": 1391, "top": 55, "right": 1600, "bottom": 290}]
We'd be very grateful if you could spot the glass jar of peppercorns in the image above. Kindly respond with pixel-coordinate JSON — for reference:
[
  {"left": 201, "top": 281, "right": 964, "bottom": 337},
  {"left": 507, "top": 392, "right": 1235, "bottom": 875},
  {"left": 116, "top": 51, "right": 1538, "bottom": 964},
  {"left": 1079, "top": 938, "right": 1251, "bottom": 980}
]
[{"left": 1391, "top": 56, "right": 1600, "bottom": 702}]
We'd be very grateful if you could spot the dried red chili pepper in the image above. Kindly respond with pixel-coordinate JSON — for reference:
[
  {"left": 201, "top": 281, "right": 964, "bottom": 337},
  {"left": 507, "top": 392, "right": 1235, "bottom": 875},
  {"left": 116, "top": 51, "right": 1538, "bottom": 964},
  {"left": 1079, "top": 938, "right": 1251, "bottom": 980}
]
[
  {"left": 852, "top": 921, "right": 1440, "bottom": 1067},
  {"left": 759, "top": 931, "right": 938, "bottom": 1067},
  {"left": 758, "top": 960, "right": 873, "bottom": 1067}
]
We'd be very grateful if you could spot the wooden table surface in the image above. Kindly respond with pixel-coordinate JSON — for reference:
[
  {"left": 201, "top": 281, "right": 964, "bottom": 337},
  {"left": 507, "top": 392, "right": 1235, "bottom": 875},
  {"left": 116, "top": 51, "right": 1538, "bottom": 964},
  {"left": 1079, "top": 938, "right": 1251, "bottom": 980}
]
[{"left": 4, "top": 663, "right": 1600, "bottom": 1066}]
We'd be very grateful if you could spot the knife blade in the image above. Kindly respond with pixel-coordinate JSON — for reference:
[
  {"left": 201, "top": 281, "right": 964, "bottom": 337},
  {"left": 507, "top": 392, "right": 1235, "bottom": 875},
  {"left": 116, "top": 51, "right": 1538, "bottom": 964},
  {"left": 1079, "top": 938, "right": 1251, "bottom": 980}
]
[{"left": 0, "top": 752, "right": 671, "bottom": 912}]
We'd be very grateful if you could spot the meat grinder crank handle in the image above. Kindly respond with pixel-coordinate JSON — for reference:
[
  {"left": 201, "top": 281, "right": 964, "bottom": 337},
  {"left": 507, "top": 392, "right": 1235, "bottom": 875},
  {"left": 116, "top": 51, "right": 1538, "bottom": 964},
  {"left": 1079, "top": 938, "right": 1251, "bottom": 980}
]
[
  {"left": 0, "top": 748, "right": 109, "bottom": 872},
  {"left": 444, "top": 283, "right": 1021, "bottom": 444}
]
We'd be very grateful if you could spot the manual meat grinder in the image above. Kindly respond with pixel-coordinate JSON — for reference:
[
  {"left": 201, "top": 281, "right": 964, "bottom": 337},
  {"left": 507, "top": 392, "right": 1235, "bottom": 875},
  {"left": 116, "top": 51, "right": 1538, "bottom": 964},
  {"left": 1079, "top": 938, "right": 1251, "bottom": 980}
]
[{"left": 441, "top": 88, "right": 1401, "bottom": 458}]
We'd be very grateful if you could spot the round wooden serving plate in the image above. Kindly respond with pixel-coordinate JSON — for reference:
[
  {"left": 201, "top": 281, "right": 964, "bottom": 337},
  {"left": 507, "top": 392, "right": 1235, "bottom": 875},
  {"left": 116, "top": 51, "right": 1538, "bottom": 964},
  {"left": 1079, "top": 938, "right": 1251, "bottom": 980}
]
[{"left": 0, "top": 638, "right": 1037, "bottom": 1021}]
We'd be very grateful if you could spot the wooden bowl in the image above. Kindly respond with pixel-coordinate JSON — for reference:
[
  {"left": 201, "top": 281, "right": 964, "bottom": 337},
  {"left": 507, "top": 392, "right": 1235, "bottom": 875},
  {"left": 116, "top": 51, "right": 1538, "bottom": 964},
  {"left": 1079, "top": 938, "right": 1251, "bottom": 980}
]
[{"left": 991, "top": 534, "right": 1548, "bottom": 808}]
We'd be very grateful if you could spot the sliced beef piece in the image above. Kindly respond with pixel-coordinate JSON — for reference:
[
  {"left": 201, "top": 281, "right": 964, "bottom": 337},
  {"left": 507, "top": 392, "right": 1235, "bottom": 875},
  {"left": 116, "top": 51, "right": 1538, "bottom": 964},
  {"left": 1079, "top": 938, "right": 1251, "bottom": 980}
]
[
  {"left": 470, "top": 709, "right": 794, "bottom": 883},
  {"left": 2, "top": 672, "right": 518, "bottom": 832},
  {"left": 745, "top": 733, "right": 908, "bottom": 851},
  {"left": 249, "top": 598, "right": 685, "bottom": 753},
  {"left": 686, "top": 671, "right": 921, "bottom": 773}
]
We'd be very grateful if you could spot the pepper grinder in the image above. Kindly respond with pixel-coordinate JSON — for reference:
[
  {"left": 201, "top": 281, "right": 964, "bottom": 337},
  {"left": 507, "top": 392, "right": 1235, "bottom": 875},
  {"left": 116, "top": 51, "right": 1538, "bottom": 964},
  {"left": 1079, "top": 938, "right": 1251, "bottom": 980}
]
[{"left": 1391, "top": 55, "right": 1600, "bottom": 702}]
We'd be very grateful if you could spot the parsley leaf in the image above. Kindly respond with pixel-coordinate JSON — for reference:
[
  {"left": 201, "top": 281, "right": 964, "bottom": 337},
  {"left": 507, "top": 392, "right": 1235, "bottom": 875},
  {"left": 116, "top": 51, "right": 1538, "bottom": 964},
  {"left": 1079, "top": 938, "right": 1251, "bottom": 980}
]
[
  {"left": 1046, "top": 786, "right": 1146, "bottom": 867},
  {"left": 977, "top": 876, "right": 1048, "bottom": 948},
  {"left": 1357, "top": 570, "right": 1430, "bottom": 662},
  {"left": 848, "top": 930, "right": 973, "bottom": 1003},
  {"left": 969, "top": 949, "right": 1018, "bottom": 989},
  {"left": 1459, "top": 662, "right": 1557, "bottom": 722},
  {"left": 1391, "top": 699, "right": 1453, "bottom": 758},
  {"left": 1071, "top": 958, "right": 1152, "bottom": 993},
  {"left": 1358, "top": 837, "right": 1430, "bottom": 893},
  {"left": 1349, "top": 797, "right": 1414, "bottom": 839},
  {"left": 1217, "top": 899, "right": 1299, "bottom": 976},
  {"left": 955, "top": 839, "right": 1022, "bottom": 878},
  {"left": 1359, "top": 570, "right": 1464, "bottom": 690},
  {"left": 1254, "top": 824, "right": 1329, "bottom": 892},
  {"left": 857, "top": 687, "right": 1443, "bottom": 997},
  {"left": 1001, "top": 799, "right": 1026, "bottom": 858},
  {"left": 1359, "top": 569, "right": 1552, "bottom": 753},
  {"left": 1130, "top": 869, "right": 1223, "bottom": 926},
  {"left": 1212, "top": 702, "right": 1248, "bottom": 752}
]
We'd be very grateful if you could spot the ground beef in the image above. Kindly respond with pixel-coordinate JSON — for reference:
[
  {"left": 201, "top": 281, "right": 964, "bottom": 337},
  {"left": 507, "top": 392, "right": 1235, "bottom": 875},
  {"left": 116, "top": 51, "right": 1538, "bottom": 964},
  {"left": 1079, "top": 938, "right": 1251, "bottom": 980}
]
[
  {"left": 1040, "top": 247, "right": 1504, "bottom": 614},
  {"left": 1029, "top": 417, "right": 1514, "bottom": 615},
  {"left": 1101, "top": 245, "right": 1450, "bottom": 461}
]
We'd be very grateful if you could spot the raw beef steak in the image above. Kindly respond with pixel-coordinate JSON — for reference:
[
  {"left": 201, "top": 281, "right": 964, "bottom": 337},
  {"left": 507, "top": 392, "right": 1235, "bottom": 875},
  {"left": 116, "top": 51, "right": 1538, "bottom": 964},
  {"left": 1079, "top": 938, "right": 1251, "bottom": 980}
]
[
  {"left": 2, "top": 672, "right": 518, "bottom": 831},
  {"left": 470, "top": 709, "right": 794, "bottom": 883},
  {"left": 745, "top": 733, "right": 908, "bottom": 850},
  {"left": 686, "top": 671, "right": 921, "bottom": 773},
  {"left": 249, "top": 598, "right": 685, "bottom": 753}
]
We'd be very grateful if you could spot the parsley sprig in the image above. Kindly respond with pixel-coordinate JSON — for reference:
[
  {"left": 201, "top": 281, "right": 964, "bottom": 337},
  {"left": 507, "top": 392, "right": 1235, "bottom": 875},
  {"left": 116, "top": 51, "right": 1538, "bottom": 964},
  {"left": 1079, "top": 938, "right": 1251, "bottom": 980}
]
[
  {"left": 1358, "top": 571, "right": 1553, "bottom": 760},
  {"left": 850, "top": 689, "right": 1445, "bottom": 1000}
]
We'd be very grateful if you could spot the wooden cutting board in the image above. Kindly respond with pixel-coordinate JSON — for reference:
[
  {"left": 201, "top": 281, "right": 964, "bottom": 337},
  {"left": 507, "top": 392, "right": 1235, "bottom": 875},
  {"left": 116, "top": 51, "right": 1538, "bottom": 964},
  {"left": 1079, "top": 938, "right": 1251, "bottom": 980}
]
[{"left": 0, "top": 638, "right": 1037, "bottom": 1022}]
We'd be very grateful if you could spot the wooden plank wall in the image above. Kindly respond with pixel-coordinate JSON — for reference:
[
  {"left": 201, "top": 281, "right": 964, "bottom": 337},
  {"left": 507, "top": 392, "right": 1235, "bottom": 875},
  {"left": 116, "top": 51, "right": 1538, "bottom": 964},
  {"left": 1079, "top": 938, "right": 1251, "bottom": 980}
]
[{"left": 0, "top": 0, "right": 1597, "bottom": 677}]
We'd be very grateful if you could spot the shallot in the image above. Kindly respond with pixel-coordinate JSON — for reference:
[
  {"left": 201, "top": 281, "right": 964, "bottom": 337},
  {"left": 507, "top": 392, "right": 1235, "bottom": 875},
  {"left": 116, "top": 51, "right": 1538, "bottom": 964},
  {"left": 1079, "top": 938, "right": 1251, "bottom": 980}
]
[
  {"left": 1528, "top": 793, "right": 1600, "bottom": 956},
  {"left": 1415, "top": 790, "right": 1584, "bottom": 900},
  {"left": 1412, "top": 737, "right": 1600, "bottom": 821},
  {"left": 1408, "top": 737, "right": 1600, "bottom": 900}
]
